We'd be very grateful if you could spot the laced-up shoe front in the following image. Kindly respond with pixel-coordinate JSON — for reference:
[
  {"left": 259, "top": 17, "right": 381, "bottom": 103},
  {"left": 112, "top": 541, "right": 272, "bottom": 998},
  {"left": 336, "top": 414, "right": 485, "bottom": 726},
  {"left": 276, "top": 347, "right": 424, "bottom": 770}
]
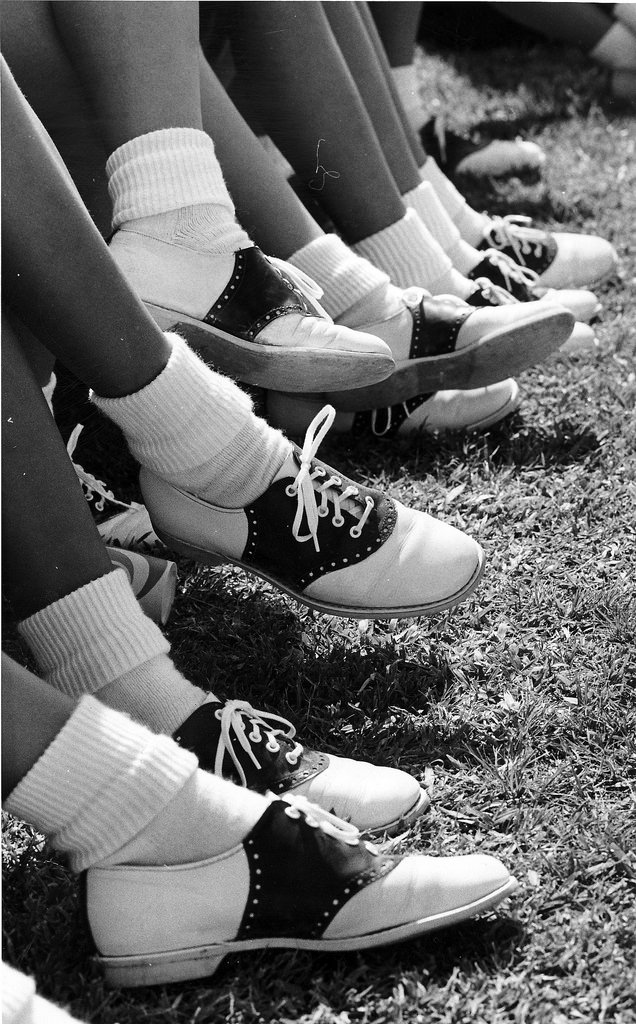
[
  {"left": 467, "top": 250, "right": 601, "bottom": 324},
  {"left": 140, "top": 405, "right": 486, "bottom": 618},
  {"left": 87, "top": 796, "right": 517, "bottom": 988},
  {"left": 174, "top": 697, "right": 429, "bottom": 835},
  {"left": 478, "top": 215, "right": 617, "bottom": 290},
  {"left": 325, "top": 286, "right": 573, "bottom": 411}
]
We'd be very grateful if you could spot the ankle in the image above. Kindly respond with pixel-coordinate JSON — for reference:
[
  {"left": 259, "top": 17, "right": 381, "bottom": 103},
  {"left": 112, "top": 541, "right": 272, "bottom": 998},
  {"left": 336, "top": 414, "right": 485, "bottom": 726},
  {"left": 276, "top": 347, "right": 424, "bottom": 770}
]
[{"left": 101, "top": 770, "right": 269, "bottom": 867}]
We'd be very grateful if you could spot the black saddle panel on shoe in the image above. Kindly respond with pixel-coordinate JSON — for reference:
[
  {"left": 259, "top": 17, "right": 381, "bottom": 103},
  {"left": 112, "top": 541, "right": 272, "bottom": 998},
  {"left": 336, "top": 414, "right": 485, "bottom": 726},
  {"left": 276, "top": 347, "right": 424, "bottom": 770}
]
[
  {"left": 409, "top": 297, "right": 472, "bottom": 360},
  {"left": 237, "top": 800, "right": 397, "bottom": 941},
  {"left": 477, "top": 233, "right": 556, "bottom": 276},
  {"left": 202, "top": 247, "right": 313, "bottom": 342},
  {"left": 174, "top": 701, "right": 329, "bottom": 794},
  {"left": 243, "top": 450, "right": 397, "bottom": 591},
  {"left": 468, "top": 254, "right": 532, "bottom": 301}
]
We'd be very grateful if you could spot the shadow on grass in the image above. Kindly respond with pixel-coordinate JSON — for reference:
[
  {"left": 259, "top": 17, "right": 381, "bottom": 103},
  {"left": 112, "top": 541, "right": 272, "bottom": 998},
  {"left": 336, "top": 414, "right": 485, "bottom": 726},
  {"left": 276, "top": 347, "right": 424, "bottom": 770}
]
[{"left": 328, "top": 414, "right": 608, "bottom": 482}]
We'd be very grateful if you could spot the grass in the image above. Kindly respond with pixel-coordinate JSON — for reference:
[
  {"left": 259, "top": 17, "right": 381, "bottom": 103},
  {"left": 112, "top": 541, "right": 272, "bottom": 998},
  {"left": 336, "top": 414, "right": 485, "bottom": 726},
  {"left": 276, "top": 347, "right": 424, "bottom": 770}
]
[{"left": 3, "top": 37, "right": 636, "bottom": 1024}]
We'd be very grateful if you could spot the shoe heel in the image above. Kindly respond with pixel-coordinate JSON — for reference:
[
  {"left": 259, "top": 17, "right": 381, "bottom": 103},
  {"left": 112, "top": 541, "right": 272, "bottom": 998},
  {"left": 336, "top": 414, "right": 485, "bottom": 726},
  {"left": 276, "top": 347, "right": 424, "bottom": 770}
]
[
  {"left": 154, "top": 528, "right": 228, "bottom": 568},
  {"left": 100, "top": 947, "right": 227, "bottom": 988}
]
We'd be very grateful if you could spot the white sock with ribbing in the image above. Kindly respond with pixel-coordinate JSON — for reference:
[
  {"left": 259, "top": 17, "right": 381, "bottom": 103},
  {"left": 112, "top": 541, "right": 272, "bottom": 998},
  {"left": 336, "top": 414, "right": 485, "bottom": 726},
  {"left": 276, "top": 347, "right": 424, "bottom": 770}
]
[
  {"left": 289, "top": 233, "right": 390, "bottom": 320},
  {"left": 107, "top": 128, "right": 252, "bottom": 314},
  {"left": 92, "top": 332, "right": 291, "bottom": 508},
  {"left": 419, "top": 157, "right": 488, "bottom": 247},
  {"left": 18, "top": 569, "right": 204, "bottom": 734},
  {"left": 403, "top": 181, "right": 482, "bottom": 275},
  {"left": 353, "top": 209, "right": 474, "bottom": 299},
  {"left": 4, "top": 696, "right": 267, "bottom": 869}
]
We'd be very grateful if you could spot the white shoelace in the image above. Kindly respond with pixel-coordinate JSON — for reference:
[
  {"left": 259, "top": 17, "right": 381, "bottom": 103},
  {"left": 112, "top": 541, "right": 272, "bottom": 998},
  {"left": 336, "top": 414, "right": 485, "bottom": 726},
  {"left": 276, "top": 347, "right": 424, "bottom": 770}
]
[
  {"left": 281, "top": 794, "right": 376, "bottom": 851},
  {"left": 484, "top": 214, "right": 549, "bottom": 268},
  {"left": 480, "top": 245, "right": 541, "bottom": 295},
  {"left": 214, "top": 699, "right": 304, "bottom": 788},
  {"left": 285, "top": 405, "right": 375, "bottom": 553},
  {"left": 267, "top": 256, "right": 330, "bottom": 319}
]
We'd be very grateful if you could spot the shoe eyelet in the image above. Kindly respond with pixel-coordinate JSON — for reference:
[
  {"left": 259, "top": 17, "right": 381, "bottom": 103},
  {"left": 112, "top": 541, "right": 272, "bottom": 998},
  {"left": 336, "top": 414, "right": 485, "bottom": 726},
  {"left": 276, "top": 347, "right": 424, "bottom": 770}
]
[
  {"left": 350, "top": 526, "right": 362, "bottom": 539},
  {"left": 286, "top": 752, "right": 299, "bottom": 766},
  {"left": 318, "top": 506, "right": 329, "bottom": 518},
  {"left": 332, "top": 515, "right": 344, "bottom": 527},
  {"left": 265, "top": 740, "right": 280, "bottom": 754},
  {"left": 285, "top": 484, "right": 297, "bottom": 498}
]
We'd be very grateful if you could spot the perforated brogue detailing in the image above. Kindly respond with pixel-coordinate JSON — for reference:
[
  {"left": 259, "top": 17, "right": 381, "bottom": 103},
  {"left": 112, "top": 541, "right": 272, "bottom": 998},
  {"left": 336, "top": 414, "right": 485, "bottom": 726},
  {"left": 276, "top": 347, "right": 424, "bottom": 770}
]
[
  {"left": 237, "top": 801, "right": 397, "bottom": 941},
  {"left": 408, "top": 296, "right": 473, "bottom": 359},
  {"left": 174, "top": 700, "right": 329, "bottom": 794},
  {"left": 242, "top": 448, "right": 397, "bottom": 591},
  {"left": 202, "top": 247, "right": 314, "bottom": 342},
  {"left": 352, "top": 394, "right": 435, "bottom": 439}
]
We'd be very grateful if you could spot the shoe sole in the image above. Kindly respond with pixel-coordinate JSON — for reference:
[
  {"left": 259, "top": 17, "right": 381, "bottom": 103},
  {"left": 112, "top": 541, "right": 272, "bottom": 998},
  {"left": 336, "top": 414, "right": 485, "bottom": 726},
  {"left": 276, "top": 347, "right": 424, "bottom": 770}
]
[
  {"left": 154, "top": 528, "right": 486, "bottom": 620},
  {"left": 363, "top": 786, "right": 431, "bottom": 841},
  {"left": 324, "top": 307, "right": 573, "bottom": 412},
  {"left": 98, "top": 875, "right": 518, "bottom": 987},
  {"left": 145, "top": 303, "right": 394, "bottom": 392}
]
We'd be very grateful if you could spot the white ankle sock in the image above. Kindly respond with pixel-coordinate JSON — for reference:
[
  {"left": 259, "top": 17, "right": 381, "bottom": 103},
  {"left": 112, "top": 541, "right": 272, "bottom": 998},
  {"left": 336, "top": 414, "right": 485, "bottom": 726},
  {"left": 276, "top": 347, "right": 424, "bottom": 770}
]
[
  {"left": 92, "top": 332, "right": 291, "bottom": 508},
  {"left": 18, "top": 569, "right": 204, "bottom": 734},
  {"left": 4, "top": 696, "right": 266, "bottom": 870},
  {"left": 419, "top": 157, "right": 488, "bottom": 246},
  {"left": 289, "top": 234, "right": 390, "bottom": 320},
  {"left": 354, "top": 209, "right": 473, "bottom": 298},
  {"left": 106, "top": 127, "right": 250, "bottom": 253},
  {"left": 391, "top": 64, "right": 426, "bottom": 130},
  {"left": 403, "top": 181, "right": 482, "bottom": 275}
]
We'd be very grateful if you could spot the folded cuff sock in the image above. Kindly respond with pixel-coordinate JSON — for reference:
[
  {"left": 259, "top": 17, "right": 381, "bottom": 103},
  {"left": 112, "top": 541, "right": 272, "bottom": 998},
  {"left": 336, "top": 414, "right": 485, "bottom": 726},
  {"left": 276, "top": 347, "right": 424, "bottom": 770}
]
[
  {"left": 107, "top": 128, "right": 237, "bottom": 228},
  {"left": 353, "top": 208, "right": 452, "bottom": 290},
  {"left": 4, "top": 695, "right": 199, "bottom": 872},
  {"left": 18, "top": 569, "right": 169, "bottom": 699},
  {"left": 419, "top": 157, "right": 487, "bottom": 246},
  {"left": 289, "top": 234, "right": 390, "bottom": 320},
  {"left": 92, "top": 332, "right": 290, "bottom": 507}
]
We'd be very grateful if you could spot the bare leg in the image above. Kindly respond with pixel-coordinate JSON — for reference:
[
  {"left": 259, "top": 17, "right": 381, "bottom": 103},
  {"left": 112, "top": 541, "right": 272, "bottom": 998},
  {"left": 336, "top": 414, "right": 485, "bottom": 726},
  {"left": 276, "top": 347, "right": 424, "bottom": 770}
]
[
  {"left": 353, "top": 1, "right": 429, "bottom": 168},
  {"left": 321, "top": 1, "right": 423, "bottom": 193},
  {"left": 197, "top": 52, "right": 322, "bottom": 258},
  {"left": 1, "top": 56, "right": 171, "bottom": 397},
  {"left": 50, "top": 0, "right": 204, "bottom": 149},
  {"left": 1, "top": 310, "right": 115, "bottom": 620},
  {"left": 221, "top": 0, "right": 407, "bottom": 242},
  {"left": 368, "top": 1, "right": 422, "bottom": 66},
  {"left": 1, "top": 1, "right": 324, "bottom": 258},
  {"left": 1, "top": 654, "right": 75, "bottom": 799}
]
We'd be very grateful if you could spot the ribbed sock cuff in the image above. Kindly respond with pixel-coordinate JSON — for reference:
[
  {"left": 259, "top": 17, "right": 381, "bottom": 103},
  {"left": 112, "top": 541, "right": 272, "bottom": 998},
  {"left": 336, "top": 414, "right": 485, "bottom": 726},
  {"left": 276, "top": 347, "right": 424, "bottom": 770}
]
[
  {"left": 354, "top": 208, "right": 452, "bottom": 290},
  {"left": 419, "top": 156, "right": 466, "bottom": 220},
  {"left": 4, "top": 696, "right": 198, "bottom": 872},
  {"left": 19, "top": 570, "right": 169, "bottom": 699},
  {"left": 98, "top": 653, "right": 205, "bottom": 736},
  {"left": 405, "top": 182, "right": 480, "bottom": 273},
  {"left": 419, "top": 157, "right": 487, "bottom": 245},
  {"left": 289, "top": 234, "right": 389, "bottom": 319},
  {"left": 404, "top": 181, "right": 461, "bottom": 250},
  {"left": 106, "top": 127, "right": 237, "bottom": 228},
  {"left": 92, "top": 332, "right": 254, "bottom": 479}
]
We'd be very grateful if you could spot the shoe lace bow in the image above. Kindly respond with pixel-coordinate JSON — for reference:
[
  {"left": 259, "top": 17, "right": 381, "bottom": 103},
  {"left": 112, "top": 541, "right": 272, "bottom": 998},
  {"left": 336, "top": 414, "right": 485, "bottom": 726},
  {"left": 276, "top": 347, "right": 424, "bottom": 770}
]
[
  {"left": 484, "top": 214, "right": 548, "bottom": 267},
  {"left": 214, "top": 699, "right": 304, "bottom": 788},
  {"left": 285, "top": 405, "right": 375, "bottom": 553}
]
